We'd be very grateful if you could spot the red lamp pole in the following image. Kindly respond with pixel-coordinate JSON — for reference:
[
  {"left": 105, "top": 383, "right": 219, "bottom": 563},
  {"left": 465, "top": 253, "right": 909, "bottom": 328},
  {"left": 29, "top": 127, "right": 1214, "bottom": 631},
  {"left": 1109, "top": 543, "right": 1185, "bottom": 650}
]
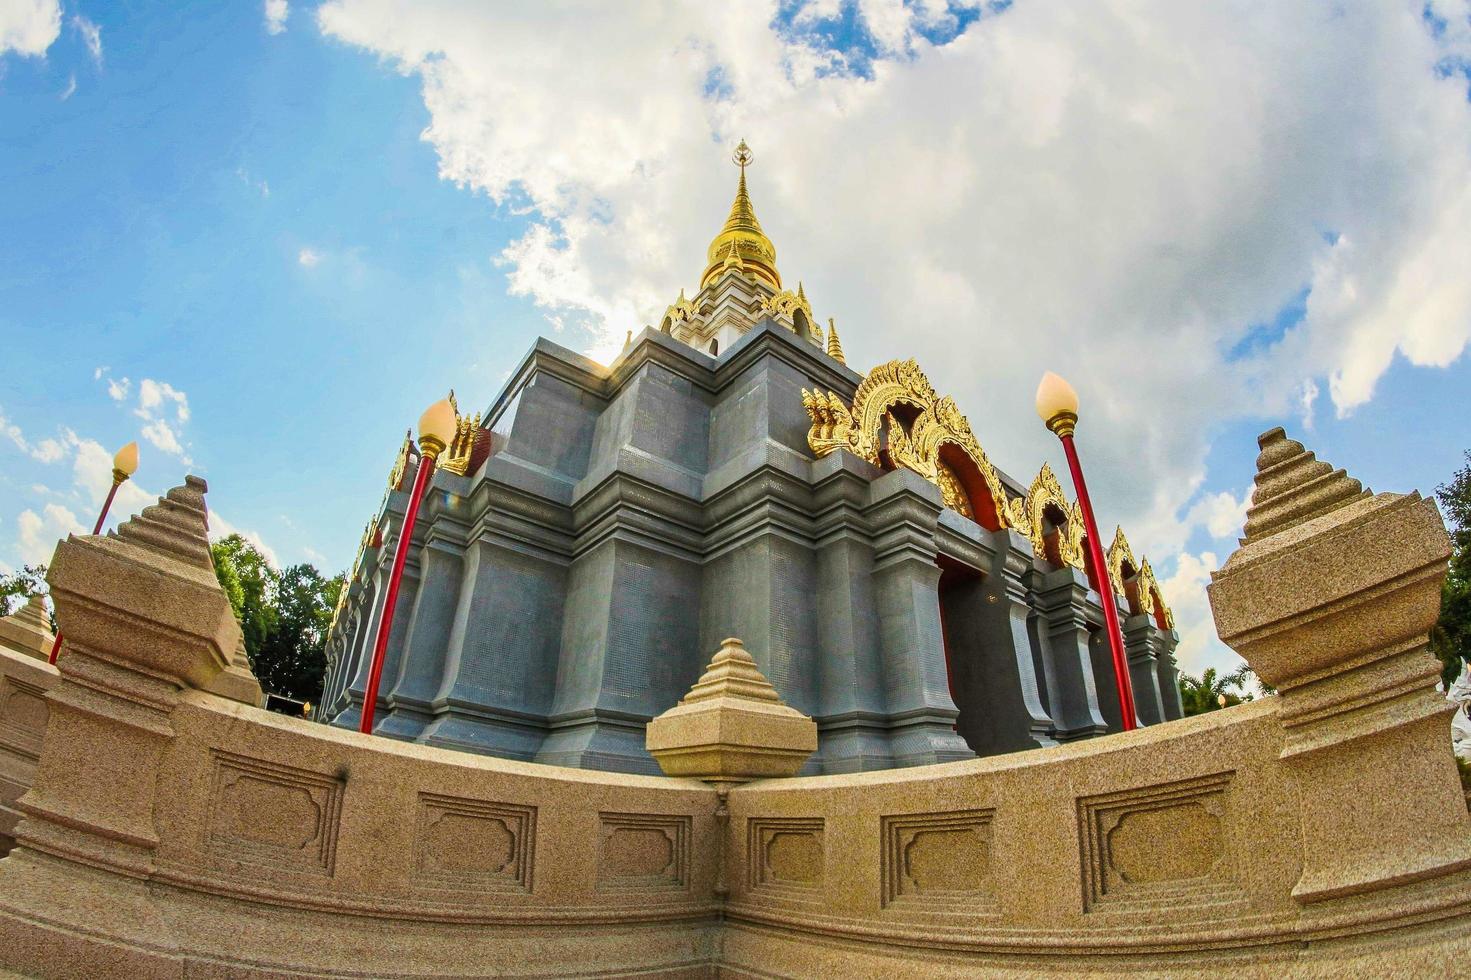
[
  {"left": 50, "top": 447, "right": 137, "bottom": 665},
  {"left": 359, "top": 407, "right": 451, "bottom": 735},
  {"left": 1036, "top": 373, "right": 1137, "bottom": 732},
  {"left": 1057, "top": 432, "right": 1138, "bottom": 730}
]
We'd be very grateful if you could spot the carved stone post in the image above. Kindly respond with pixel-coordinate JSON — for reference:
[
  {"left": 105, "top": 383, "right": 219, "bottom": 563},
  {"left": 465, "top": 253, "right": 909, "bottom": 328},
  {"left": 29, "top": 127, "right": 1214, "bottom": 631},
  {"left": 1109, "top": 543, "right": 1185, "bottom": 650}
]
[
  {"left": 1155, "top": 628, "right": 1184, "bottom": 721},
  {"left": 1209, "top": 429, "right": 1471, "bottom": 902},
  {"left": 1029, "top": 565, "right": 1109, "bottom": 740},
  {"left": 28, "top": 477, "right": 240, "bottom": 875},
  {"left": 944, "top": 528, "right": 1055, "bottom": 754},
  {"left": 1121, "top": 614, "right": 1166, "bottom": 726},
  {"left": 865, "top": 470, "right": 971, "bottom": 767}
]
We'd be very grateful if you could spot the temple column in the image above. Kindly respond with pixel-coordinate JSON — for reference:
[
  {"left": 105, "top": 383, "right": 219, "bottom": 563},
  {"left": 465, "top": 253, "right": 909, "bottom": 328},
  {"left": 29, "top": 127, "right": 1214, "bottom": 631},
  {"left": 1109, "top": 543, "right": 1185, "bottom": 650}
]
[
  {"left": 1029, "top": 565, "right": 1109, "bottom": 740},
  {"left": 536, "top": 537, "right": 702, "bottom": 774},
  {"left": 378, "top": 533, "right": 465, "bottom": 740},
  {"left": 865, "top": 470, "right": 971, "bottom": 767},
  {"left": 422, "top": 534, "right": 567, "bottom": 760},
  {"left": 1122, "top": 613, "right": 1167, "bottom": 726},
  {"left": 812, "top": 533, "right": 890, "bottom": 771},
  {"left": 943, "top": 528, "right": 1056, "bottom": 755},
  {"left": 1156, "top": 627, "right": 1184, "bottom": 720}
]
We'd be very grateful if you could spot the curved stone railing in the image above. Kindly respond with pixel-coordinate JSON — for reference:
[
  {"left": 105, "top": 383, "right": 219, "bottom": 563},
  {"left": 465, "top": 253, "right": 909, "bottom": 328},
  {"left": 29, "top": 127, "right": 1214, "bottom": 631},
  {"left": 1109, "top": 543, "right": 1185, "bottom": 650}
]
[{"left": 0, "top": 430, "right": 1465, "bottom": 977}]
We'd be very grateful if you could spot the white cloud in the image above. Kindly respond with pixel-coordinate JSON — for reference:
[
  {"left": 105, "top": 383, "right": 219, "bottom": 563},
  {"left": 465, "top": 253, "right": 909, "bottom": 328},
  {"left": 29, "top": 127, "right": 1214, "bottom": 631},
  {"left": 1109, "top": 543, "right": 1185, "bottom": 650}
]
[
  {"left": 297, "top": 247, "right": 322, "bottom": 267},
  {"left": 139, "top": 418, "right": 191, "bottom": 465},
  {"left": 106, "top": 376, "right": 131, "bottom": 401},
  {"left": 1158, "top": 550, "right": 1237, "bottom": 677},
  {"left": 1183, "top": 487, "right": 1252, "bottom": 544},
  {"left": 1, "top": 408, "right": 68, "bottom": 465},
  {"left": 0, "top": 0, "right": 60, "bottom": 58},
  {"left": 264, "top": 0, "right": 289, "bottom": 35},
  {"left": 209, "top": 510, "right": 280, "bottom": 569},
  {"left": 59, "top": 71, "right": 75, "bottom": 100},
  {"left": 1298, "top": 378, "right": 1320, "bottom": 432},
  {"left": 135, "top": 378, "right": 189, "bottom": 423},
  {"left": 70, "top": 13, "right": 101, "bottom": 66},
  {"left": 16, "top": 503, "right": 85, "bottom": 567},
  {"left": 317, "top": 1, "right": 1471, "bottom": 664}
]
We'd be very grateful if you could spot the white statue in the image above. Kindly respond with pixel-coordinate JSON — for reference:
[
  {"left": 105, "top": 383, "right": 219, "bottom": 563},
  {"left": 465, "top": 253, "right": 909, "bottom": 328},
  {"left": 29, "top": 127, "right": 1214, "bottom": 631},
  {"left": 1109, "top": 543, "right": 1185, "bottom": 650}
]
[{"left": 1448, "top": 664, "right": 1471, "bottom": 762}]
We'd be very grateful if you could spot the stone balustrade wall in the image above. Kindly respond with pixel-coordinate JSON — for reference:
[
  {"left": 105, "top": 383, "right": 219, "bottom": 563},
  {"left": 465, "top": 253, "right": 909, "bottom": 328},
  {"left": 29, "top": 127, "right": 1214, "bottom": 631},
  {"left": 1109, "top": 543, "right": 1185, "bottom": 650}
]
[{"left": 0, "top": 437, "right": 1465, "bottom": 976}]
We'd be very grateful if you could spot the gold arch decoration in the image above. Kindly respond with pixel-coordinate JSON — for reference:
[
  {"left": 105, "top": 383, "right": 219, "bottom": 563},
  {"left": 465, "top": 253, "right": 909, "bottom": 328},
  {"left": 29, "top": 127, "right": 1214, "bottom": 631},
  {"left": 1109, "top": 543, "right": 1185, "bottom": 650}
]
[
  {"left": 1005, "top": 463, "right": 1086, "bottom": 572},
  {"left": 387, "top": 430, "right": 416, "bottom": 492},
  {"left": 801, "top": 359, "right": 1012, "bottom": 530},
  {"left": 1138, "top": 557, "right": 1175, "bottom": 630},
  {"left": 1105, "top": 526, "right": 1155, "bottom": 619}
]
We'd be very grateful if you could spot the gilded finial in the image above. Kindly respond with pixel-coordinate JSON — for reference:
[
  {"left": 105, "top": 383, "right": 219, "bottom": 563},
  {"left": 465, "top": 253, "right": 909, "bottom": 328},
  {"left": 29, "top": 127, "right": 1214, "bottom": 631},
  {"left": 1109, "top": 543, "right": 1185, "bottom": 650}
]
[
  {"left": 797, "top": 281, "right": 806, "bottom": 301},
  {"left": 732, "top": 138, "right": 753, "bottom": 171},
  {"left": 702, "top": 141, "right": 780, "bottom": 290},
  {"left": 826, "top": 317, "right": 846, "bottom": 365}
]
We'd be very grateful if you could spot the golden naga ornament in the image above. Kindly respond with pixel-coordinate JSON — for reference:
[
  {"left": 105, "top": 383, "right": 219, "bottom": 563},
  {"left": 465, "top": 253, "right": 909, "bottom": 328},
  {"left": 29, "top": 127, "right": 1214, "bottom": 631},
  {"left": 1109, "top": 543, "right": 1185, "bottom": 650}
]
[
  {"left": 801, "top": 358, "right": 1011, "bottom": 530},
  {"left": 438, "top": 389, "right": 485, "bottom": 477}
]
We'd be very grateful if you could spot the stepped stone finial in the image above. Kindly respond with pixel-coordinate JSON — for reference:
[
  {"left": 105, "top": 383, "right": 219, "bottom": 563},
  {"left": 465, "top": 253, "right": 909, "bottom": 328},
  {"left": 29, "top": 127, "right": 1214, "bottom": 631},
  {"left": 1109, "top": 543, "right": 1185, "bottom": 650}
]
[
  {"left": 1240, "top": 428, "right": 1370, "bottom": 545},
  {"left": 112, "top": 475, "right": 214, "bottom": 569},
  {"left": 646, "top": 637, "right": 817, "bottom": 784},
  {"left": 12, "top": 594, "right": 51, "bottom": 635},
  {"left": 826, "top": 317, "right": 846, "bottom": 365},
  {"left": 0, "top": 594, "right": 54, "bottom": 661}
]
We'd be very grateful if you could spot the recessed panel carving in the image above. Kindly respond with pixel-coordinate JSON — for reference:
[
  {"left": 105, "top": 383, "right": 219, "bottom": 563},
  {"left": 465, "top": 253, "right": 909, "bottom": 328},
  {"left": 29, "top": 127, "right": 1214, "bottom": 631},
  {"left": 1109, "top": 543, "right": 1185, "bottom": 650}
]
[
  {"left": 597, "top": 812, "right": 690, "bottom": 892},
  {"left": 1077, "top": 771, "right": 1244, "bottom": 914},
  {"left": 415, "top": 792, "right": 536, "bottom": 893},
  {"left": 207, "top": 751, "right": 343, "bottom": 876},
  {"left": 0, "top": 678, "right": 49, "bottom": 757},
  {"left": 882, "top": 809, "right": 996, "bottom": 912},
  {"left": 747, "top": 817, "right": 824, "bottom": 895}
]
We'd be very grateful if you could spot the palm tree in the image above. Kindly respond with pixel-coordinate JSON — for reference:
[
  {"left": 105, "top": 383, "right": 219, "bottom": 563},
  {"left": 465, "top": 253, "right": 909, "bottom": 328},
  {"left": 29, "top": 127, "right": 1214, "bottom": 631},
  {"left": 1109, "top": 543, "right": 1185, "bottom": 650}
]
[{"left": 1177, "top": 665, "right": 1256, "bottom": 717}]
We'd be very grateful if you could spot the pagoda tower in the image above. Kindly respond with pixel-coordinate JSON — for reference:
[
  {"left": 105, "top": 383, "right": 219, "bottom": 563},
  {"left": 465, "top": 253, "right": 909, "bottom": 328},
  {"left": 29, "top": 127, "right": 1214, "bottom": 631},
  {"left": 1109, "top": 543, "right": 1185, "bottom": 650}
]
[
  {"left": 319, "top": 143, "right": 1181, "bottom": 775},
  {"left": 658, "top": 140, "right": 825, "bottom": 357}
]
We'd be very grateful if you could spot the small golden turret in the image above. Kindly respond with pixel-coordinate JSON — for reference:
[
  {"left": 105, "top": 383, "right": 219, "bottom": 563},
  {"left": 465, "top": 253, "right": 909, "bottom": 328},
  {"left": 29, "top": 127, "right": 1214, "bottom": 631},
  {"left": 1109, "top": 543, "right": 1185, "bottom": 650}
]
[
  {"left": 701, "top": 140, "right": 781, "bottom": 290},
  {"left": 826, "top": 318, "right": 846, "bottom": 365}
]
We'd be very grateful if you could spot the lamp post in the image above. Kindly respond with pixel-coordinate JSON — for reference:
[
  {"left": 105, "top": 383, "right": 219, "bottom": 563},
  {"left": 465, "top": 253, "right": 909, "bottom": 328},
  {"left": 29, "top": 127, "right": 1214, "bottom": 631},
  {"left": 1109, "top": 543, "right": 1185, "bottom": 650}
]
[
  {"left": 1035, "top": 372, "right": 1138, "bottom": 731},
  {"left": 359, "top": 398, "right": 457, "bottom": 735},
  {"left": 49, "top": 442, "right": 139, "bottom": 665}
]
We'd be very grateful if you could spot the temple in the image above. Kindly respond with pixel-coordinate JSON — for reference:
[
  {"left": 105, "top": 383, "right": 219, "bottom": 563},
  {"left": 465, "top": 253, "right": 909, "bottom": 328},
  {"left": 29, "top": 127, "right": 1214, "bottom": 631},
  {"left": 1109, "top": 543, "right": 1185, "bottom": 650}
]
[{"left": 318, "top": 142, "right": 1182, "bottom": 774}]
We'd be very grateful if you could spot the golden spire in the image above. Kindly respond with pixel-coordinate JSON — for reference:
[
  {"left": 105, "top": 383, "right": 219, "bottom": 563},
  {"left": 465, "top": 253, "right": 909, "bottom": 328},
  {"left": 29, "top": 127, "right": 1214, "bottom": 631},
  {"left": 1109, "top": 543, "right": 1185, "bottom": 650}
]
[
  {"left": 826, "top": 317, "right": 846, "bottom": 365},
  {"left": 701, "top": 140, "right": 781, "bottom": 290}
]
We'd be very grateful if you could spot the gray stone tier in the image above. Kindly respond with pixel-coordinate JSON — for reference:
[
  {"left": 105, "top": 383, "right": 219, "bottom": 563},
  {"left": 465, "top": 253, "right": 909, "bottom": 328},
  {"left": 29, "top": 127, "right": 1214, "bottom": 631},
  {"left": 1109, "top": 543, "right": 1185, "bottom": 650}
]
[{"left": 320, "top": 320, "right": 1179, "bottom": 773}]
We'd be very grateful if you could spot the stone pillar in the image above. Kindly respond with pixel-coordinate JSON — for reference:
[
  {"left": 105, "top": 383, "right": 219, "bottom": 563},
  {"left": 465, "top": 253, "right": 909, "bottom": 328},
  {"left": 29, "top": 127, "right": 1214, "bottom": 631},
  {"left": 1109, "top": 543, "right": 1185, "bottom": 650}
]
[
  {"left": 379, "top": 532, "right": 465, "bottom": 740},
  {"left": 422, "top": 534, "right": 567, "bottom": 760},
  {"left": 943, "top": 530, "right": 1055, "bottom": 755},
  {"left": 1209, "top": 428, "right": 1471, "bottom": 903},
  {"left": 865, "top": 470, "right": 971, "bottom": 767},
  {"left": 536, "top": 538, "right": 702, "bottom": 774},
  {"left": 30, "top": 477, "right": 236, "bottom": 875},
  {"left": 812, "top": 527, "right": 890, "bottom": 771},
  {"left": 1121, "top": 613, "right": 1166, "bottom": 726},
  {"left": 1155, "top": 628, "right": 1184, "bottom": 721},
  {"left": 1029, "top": 565, "right": 1108, "bottom": 740}
]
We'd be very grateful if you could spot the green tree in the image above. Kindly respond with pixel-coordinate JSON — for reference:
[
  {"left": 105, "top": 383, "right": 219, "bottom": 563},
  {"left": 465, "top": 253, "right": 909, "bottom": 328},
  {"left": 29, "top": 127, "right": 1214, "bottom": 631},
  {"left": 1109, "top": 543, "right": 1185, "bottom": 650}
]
[
  {"left": 1177, "top": 665, "right": 1254, "bottom": 717},
  {"left": 210, "top": 534, "right": 277, "bottom": 660},
  {"left": 209, "top": 535, "right": 343, "bottom": 703},
  {"left": 255, "top": 564, "right": 343, "bottom": 702},
  {"left": 1433, "top": 451, "right": 1471, "bottom": 688},
  {"left": 0, "top": 564, "right": 50, "bottom": 627}
]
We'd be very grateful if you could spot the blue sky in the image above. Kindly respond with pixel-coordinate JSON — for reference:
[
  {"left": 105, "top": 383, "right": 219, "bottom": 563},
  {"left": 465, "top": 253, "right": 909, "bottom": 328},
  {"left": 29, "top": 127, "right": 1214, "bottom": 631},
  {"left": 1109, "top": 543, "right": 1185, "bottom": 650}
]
[{"left": 3, "top": 1, "right": 1470, "bottom": 676}]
